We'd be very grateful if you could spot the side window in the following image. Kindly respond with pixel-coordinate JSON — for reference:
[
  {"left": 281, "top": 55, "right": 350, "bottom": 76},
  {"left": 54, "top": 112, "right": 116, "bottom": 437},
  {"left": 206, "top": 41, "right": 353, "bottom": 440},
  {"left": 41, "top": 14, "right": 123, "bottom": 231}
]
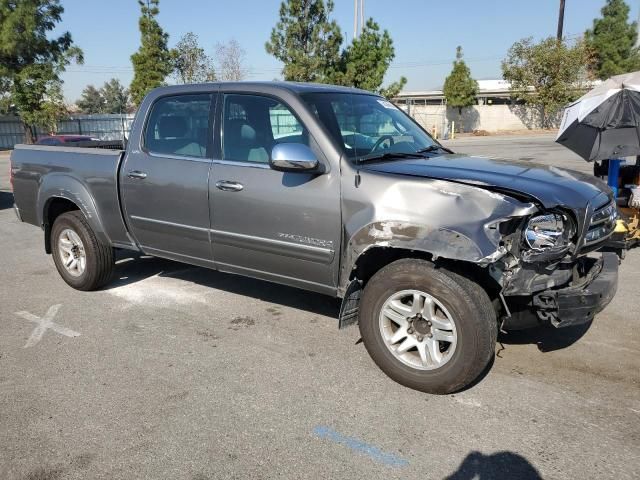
[
  {"left": 222, "top": 94, "right": 308, "bottom": 164},
  {"left": 270, "top": 103, "right": 305, "bottom": 144},
  {"left": 144, "top": 94, "right": 211, "bottom": 158}
]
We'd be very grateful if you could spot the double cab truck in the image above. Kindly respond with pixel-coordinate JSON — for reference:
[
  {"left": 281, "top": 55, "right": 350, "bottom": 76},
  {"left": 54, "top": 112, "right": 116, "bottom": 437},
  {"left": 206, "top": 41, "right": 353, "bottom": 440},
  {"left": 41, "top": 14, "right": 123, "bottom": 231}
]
[{"left": 10, "top": 82, "right": 619, "bottom": 393}]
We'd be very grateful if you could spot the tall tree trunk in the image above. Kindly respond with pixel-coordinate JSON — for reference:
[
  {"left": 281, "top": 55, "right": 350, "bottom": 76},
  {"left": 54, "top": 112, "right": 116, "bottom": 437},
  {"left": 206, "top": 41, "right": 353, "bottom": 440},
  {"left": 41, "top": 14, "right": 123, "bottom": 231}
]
[{"left": 23, "top": 122, "right": 35, "bottom": 144}]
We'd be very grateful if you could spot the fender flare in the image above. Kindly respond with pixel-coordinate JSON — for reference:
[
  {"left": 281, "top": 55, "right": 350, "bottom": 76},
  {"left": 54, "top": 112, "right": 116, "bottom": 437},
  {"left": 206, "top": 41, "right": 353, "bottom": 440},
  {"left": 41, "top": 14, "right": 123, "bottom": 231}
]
[{"left": 38, "top": 174, "right": 110, "bottom": 247}]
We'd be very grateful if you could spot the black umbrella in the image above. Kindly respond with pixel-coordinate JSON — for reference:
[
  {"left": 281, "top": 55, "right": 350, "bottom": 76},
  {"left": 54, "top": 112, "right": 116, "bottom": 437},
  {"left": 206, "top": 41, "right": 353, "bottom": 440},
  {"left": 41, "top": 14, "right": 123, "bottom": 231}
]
[{"left": 556, "top": 71, "right": 640, "bottom": 162}]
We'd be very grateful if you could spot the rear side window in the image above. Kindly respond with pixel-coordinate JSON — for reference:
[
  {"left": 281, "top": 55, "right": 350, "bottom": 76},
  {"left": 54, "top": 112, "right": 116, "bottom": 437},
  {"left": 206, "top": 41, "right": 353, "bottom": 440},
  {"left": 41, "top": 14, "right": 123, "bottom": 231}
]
[{"left": 144, "top": 94, "right": 211, "bottom": 158}]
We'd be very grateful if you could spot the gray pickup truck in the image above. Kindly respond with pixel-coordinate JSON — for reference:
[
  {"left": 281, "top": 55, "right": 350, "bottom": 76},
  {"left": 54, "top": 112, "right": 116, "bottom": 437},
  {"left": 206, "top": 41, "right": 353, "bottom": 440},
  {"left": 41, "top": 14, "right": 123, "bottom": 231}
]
[{"left": 10, "top": 82, "right": 619, "bottom": 393}]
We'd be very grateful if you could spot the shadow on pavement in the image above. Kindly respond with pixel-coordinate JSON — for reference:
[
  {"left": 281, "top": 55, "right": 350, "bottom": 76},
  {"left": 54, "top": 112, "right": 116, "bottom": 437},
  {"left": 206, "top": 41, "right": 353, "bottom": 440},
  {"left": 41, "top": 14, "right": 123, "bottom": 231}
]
[
  {"left": 498, "top": 320, "right": 593, "bottom": 353},
  {"left": 0, "top": 190, "right": 14, "bottom": 210},
  {"left": 104, "top": 253, "right": 594, "bottom": 354},
  {"left": 107, "top": 252, "right": 341, "bottom": 318},
  {"left": 445, "top": 451, "right": 543, "bottom": 479}
]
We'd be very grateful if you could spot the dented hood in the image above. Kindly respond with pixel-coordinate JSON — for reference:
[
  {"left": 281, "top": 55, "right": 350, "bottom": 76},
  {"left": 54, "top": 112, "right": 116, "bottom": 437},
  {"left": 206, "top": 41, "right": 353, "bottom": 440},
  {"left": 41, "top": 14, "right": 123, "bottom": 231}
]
[{"left": 359, "top": 154, "right": 611, "bottom": 210}]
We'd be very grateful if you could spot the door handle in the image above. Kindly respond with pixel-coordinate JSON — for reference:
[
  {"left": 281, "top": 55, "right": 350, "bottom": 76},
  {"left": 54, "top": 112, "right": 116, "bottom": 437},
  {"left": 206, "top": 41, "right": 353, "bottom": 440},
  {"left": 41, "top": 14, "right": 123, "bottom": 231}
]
[
  {"left": 127, "top": 170, "right": 147, "bottom": 179},
  {"left": 215, "top": 180, "right": 243, "bottom": 192}
]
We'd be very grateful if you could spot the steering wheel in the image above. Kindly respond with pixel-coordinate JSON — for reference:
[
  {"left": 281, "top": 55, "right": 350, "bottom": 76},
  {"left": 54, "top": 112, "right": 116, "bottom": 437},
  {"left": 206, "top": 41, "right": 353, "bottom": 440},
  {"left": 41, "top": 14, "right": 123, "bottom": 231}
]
[{"left": 371, "top": 135, "right": 395, "bottom": 152}]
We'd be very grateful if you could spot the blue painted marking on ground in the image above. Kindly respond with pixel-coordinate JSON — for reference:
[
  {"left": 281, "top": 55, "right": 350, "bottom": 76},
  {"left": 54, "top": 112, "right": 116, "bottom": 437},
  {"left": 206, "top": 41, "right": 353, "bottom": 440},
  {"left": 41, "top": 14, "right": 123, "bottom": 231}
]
[{"left": 312, "top": 425, "right": 409, "bottom": 467}]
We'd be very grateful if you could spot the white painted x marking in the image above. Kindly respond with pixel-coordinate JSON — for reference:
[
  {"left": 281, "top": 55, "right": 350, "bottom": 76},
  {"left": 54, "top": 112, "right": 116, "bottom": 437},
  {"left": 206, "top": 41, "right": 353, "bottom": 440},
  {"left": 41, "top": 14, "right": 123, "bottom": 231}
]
[{"left": 15, "top": 304, "right": 81, "bottom": 348}]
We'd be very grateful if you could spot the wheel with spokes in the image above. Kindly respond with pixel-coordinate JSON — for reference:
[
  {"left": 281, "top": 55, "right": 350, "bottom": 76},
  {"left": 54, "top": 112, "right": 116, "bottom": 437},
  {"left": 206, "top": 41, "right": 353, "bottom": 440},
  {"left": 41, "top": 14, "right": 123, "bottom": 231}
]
[
  {"left": 57, "top": 228, "right": 87, "bottom": 277},
  {"left": 51, "top": 211, "right": 114, "bottom": 291},
  {"left": 359, "top": 259, "right": 497, "bottom": 394}
]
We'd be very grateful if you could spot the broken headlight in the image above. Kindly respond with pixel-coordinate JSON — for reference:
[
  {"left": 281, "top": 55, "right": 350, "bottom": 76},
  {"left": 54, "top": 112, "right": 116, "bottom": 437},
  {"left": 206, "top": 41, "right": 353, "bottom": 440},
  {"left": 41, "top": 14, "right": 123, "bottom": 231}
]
[{"left": 524, "top": 213, "right": 574, "bottom": 251}]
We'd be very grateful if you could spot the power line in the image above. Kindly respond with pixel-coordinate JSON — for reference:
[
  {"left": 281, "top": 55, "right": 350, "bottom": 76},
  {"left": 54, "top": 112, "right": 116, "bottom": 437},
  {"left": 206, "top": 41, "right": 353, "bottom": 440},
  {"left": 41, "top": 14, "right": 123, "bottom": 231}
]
[{"left": 67, "top": 55, "right": 504, "bottom": 77}]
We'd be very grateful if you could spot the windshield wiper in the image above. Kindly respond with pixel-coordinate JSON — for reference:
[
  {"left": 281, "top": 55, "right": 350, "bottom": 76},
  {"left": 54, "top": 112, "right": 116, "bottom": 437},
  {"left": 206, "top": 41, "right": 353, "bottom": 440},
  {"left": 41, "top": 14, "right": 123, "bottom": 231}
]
[
  {"left": 356, "top": 152, "right": 426, "bottom": 164},
  {"left": 416, "top": 145, "right": 454, "bottom": 154}
]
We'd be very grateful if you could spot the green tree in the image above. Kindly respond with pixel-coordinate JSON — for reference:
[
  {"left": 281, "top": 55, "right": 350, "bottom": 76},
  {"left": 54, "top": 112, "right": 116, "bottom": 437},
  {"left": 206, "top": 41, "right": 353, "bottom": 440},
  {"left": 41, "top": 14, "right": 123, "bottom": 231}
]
[
  {"left": 172, "top": 32, "right": 216, "bottom": 84},
  {"left": 265, "top": 0, "right": 343, "bottom": 82},
  {"left": 76, "top": 85, "right": 104, "bottom": 114},
  {"left": 0, "top": 0, "right": 82, "bottom": 142},
  {"left": 502, "top": 37, "right": 588, "bottom": 128},
  {"left": 334, "top": 18, "right": 406, "bottom": 98},
  {"left": 21, "top": 79, "right": 67, "bottom": 134},
  {"left": 585, "top": 0, "right": 640, "bottom": 79},
  {"left": 101, "top": 78, "right": 130, "bottom": 114},
  {"left": 130, "top": 0, "right": 172, "bottom": 106},
  {"left": 443, "top": 46, "right": 478, "bottom": 114}
]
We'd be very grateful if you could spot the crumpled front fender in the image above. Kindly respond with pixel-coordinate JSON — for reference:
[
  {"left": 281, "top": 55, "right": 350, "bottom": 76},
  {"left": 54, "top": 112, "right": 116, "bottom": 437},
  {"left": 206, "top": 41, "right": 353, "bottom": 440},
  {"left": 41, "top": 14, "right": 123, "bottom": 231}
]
[{"left": 338, "top": 176, "right": 537, "bottom": 296}]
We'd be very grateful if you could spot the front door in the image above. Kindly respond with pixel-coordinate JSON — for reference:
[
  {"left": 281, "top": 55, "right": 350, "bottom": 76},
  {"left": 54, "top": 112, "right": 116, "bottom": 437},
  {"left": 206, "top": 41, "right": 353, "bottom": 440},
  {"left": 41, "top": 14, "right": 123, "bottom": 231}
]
[
  {"left": 120, "top": 93, "right": 215, "bottom": 265},
  {"left": 209, "top": 93, "right": 341, "bottom": 294}
]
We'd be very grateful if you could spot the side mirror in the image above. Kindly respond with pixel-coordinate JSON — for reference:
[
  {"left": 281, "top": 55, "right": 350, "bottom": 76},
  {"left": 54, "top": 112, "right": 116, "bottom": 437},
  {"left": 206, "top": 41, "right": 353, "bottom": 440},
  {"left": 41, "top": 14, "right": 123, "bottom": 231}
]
[{"left": 269, "top": 143, "right": 319, "bottom": 172}]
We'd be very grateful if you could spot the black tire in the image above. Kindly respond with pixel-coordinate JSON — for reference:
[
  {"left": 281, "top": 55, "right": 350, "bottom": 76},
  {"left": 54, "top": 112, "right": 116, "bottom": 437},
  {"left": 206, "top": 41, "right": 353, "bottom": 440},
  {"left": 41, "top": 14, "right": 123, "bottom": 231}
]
[
  {"left": 51, "top": 211, "right": 114, "bottom": 291},
  {"left": 359, "top": 259, "right": 497, "bottom": 394}
]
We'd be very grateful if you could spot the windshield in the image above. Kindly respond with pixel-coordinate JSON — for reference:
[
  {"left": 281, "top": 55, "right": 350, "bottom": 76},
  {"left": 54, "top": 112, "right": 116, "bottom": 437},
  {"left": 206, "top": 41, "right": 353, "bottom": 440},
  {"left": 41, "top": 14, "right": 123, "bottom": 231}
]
[{"left": 300, "top": 92, "right": 439, "bottom": 161}]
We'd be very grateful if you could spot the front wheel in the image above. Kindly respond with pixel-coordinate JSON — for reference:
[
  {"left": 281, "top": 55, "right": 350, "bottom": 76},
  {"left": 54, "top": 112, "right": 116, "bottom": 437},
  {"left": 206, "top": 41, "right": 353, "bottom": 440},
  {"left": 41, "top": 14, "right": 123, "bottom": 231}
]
[
  {"left": 359, "top": 259, "right": 497, "bottom": 394},
  {"left": 51, "top": 211, "right": 114, "bottom": 291}
]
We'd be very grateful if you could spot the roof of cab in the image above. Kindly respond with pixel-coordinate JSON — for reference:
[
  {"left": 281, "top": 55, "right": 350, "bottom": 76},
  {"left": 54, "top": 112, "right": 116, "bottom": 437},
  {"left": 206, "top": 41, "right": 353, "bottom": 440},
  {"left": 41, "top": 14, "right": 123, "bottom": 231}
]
[
  {"left": 148, "top": 81, "right": 376, "bottom": 97},
  {"left": 246, "top": 81, "right": 374, "bottom": 95}
]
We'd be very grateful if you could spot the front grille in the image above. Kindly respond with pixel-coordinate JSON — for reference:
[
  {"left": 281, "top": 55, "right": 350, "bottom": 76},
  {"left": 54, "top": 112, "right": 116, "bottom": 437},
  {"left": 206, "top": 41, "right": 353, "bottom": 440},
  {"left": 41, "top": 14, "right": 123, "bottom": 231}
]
[{"left": 582, "top": 200, "right": 617, "bottom": 247}]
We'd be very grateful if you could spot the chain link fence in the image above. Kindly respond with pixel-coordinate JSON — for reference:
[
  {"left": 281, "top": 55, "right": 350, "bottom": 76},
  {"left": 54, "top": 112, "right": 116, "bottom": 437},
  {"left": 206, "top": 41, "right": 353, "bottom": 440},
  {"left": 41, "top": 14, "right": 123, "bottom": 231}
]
[
  {"left": 397, "top": 106, "right": 448, "bottom": 140},
  {"left": 409, "top": 112, "right": 448, "bottom": 140},
  {"left": 0, "top": 114, "right": 135, "bottom": 149}
]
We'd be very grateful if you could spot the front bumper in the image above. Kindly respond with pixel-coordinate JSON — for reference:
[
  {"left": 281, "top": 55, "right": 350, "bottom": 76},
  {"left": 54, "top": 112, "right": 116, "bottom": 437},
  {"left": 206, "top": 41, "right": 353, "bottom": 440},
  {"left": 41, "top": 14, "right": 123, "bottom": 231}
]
[{"left": 532, "top": 252, "right": 618, "bottom": 328}]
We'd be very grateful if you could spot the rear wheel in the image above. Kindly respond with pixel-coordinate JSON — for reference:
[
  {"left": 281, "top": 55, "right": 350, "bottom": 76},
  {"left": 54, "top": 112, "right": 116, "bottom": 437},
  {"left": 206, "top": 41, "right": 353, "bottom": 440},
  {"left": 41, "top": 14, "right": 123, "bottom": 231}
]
[
  {"left": 51, "top": 211, "right": 114, "bottom": 291},
  {"left": 359, "top": 259, "right": 497, "bottom": 394}
]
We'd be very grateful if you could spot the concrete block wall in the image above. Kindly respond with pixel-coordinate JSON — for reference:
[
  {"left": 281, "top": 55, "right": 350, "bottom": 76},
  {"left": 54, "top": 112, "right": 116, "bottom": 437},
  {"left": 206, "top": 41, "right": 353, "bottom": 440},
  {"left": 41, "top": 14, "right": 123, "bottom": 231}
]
[{"left": 408, "top": 104, "right": 545, "bottom": 135}]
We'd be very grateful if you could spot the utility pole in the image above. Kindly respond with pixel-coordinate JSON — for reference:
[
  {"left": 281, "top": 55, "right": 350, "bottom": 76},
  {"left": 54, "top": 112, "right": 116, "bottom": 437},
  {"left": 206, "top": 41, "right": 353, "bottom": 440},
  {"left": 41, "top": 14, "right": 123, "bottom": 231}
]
[
  {"left": 353, "top": 0, "right": 358, "bottom": 39},
  {"left": 557, "top": 0, "right": 566, "bottom": 41},
  {"left": 354, "top": 0, "right": 365, "bottom": 38},
  {"left": 636, "top": 0, "right": 640, "bottom": 47}
]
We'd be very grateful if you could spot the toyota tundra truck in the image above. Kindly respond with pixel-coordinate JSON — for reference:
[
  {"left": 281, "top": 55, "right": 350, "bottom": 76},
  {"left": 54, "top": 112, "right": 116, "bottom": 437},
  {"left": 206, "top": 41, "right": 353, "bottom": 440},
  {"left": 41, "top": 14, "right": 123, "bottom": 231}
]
[{"left": 10, "top": 82, "right": 619, "bottom": 394}]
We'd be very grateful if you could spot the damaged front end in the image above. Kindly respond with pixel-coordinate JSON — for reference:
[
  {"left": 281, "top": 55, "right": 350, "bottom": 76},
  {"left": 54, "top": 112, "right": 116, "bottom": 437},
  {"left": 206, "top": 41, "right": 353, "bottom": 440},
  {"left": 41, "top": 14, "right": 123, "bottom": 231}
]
[
  {"left": 338, "top": 174, "right": 541, "bottom": 329},
  {"left": 491, "top": 198, "right": 619, "bottom": 329},
  {"left": 339, "top": 168, "right": 619, "bottom": 330}
]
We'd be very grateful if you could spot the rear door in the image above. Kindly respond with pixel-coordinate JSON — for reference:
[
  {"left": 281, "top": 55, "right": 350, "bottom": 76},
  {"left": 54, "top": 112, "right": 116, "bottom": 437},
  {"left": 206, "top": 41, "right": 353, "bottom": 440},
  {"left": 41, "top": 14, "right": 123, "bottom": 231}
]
[
  {"left": 209, "top": 92, "right": 341, "bottom": 294},
  {"left": 120, "top": 93, "right": 215, "bottom": 265}
]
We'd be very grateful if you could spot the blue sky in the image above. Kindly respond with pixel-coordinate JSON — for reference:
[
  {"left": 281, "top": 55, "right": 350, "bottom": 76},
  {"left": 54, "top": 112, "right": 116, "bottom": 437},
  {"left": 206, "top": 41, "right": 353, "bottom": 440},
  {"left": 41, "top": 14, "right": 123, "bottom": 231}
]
[{"left": 57, "top": 0, "right": 639, "bottom": 101}]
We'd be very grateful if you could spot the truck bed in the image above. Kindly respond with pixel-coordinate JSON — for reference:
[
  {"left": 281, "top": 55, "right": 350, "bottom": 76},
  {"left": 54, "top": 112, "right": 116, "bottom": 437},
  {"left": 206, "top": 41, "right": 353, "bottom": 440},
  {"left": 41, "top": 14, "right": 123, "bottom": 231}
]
[{"left": 10, "top": 144, "right": 132, "bottom": 247}]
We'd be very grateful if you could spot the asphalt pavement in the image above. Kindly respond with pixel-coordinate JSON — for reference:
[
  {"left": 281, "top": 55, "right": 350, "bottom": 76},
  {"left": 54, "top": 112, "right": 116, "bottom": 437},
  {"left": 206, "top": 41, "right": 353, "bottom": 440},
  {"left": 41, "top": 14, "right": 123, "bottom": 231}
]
[
  {"left": 443, "top": 133, "right": 592, "bottom": 173},
  {"left": 1, "top": 137, "right": 639, "bottom": 480}
]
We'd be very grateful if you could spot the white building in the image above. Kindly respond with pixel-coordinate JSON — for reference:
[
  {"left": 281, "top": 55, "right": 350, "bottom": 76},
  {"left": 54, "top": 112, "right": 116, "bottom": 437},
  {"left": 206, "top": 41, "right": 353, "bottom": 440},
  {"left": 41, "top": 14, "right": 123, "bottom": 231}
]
[{"left": 394, "top": 79, "right": 516, "bottom": 111}]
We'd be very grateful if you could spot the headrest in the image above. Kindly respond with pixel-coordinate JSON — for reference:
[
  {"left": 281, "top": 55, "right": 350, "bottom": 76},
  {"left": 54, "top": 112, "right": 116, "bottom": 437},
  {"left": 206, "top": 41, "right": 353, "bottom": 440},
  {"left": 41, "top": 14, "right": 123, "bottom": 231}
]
[
  {"left": 226, "top": 119, "right": 257, "bottom": 145},
  {"left": 158, "top": 115, "right": 188, "bottom": 138}
]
